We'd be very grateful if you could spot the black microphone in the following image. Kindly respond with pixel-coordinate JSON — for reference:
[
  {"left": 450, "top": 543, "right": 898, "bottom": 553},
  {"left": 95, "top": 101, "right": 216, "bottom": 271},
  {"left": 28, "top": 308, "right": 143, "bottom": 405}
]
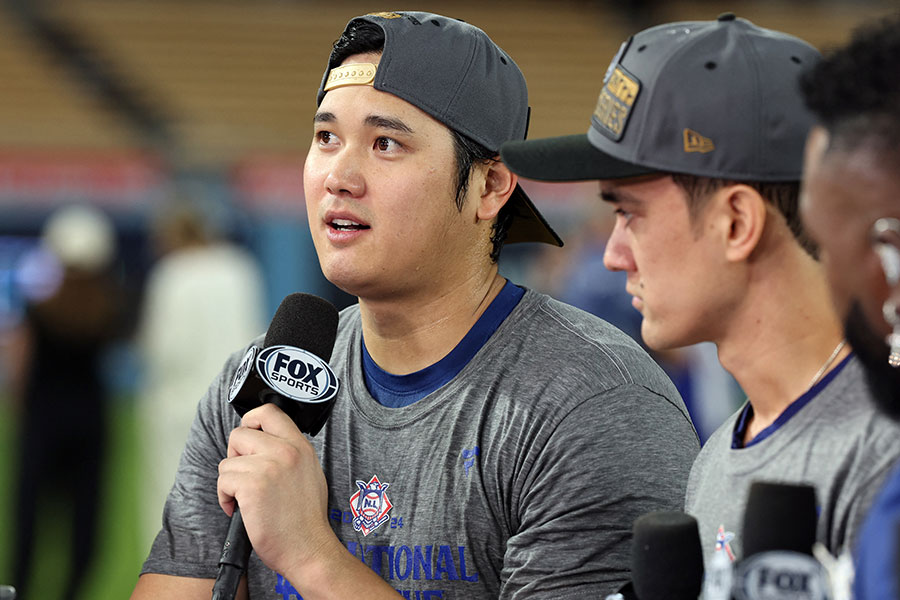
[
  {"left": 733, "top": 481, "right": 830, "bottom": 600},
  {"left": 743, "top": 481, "right": 817, "bottom": 557},
  {"left": 211, "top": 293, "right": 340, "bottom": 600},
  {"left": 630, "top": 511, "right": 704, "bottom": 600}
]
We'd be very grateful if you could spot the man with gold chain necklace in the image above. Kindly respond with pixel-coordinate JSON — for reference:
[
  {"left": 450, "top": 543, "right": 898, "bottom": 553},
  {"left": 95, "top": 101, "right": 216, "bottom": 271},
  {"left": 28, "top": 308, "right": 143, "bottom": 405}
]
[{"left": 501, "top": 13, "right": 900, "bottom": 566}]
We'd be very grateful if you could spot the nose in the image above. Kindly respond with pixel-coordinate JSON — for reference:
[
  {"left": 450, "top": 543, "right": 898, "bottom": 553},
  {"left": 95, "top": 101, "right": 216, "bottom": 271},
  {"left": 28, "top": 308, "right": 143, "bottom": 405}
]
[
  {"left": 603, "top": 220, "right": 635, "bottom": 273},
  {"left": 324, "top": 149, "right": 365, "bottom": 197}
]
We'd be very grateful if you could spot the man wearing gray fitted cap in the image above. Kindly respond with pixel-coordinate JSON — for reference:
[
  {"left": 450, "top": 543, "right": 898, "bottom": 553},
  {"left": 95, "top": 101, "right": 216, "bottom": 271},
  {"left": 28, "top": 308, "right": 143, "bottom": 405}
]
[
  {"left": 503, "top": 13, "right": 900, "bottom": 569},
  {"left": 133, "top": 10, "right": 700, "bottom": 599}
]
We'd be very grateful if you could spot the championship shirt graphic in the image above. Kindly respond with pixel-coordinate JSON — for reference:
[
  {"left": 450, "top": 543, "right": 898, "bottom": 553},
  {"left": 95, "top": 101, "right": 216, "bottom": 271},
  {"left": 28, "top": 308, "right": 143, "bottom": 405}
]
[{"left": 349, "top": 475, "right": 393, "bottom": 536}]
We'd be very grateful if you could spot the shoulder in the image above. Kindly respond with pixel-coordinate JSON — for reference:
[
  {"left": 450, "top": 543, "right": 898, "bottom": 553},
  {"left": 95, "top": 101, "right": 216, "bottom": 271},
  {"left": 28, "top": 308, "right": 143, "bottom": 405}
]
[
  {"left": 504, "top": 289, "right": 680, "bottom": 393},
  {"left": 510, "top": 291, "right": 647, "bottom": 365},
  {"left": 467, "top": 290, "right": 694, "bottom": 435},
  {"left": 816, "top": 357, "right": 900, "bottom": 442},
  {"left": 523, "top": 289, "right": 633, "bottom": 339}
]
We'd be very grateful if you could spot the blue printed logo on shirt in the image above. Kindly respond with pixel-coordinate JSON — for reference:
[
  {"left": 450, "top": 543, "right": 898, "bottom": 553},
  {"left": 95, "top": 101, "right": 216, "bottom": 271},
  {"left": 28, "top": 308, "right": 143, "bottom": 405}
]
[{"left": 461, "top": 447, "right": 480, "bottom": 477}]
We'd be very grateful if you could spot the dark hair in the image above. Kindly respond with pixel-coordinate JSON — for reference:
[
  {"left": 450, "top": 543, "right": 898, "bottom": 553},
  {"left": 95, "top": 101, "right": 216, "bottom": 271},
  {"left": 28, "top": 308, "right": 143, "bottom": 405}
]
[
  {"left": 328, "top": 18, "right": 386, "bottom": 69},
  {"left": 800, "top": 12, "right": 900, "bottom": 159},
  {"left": 328, "top": 17, "right": 512, "bottom": 262},
  {"left": 670, "top": 174, "right": 817, "bottom": 256},
  {"left": 449, "top": 130, "right": 513, "bottom": 262}
]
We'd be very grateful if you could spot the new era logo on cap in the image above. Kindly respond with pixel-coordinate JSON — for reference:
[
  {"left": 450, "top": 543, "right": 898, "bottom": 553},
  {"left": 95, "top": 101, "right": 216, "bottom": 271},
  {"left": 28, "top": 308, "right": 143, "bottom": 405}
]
[{"left": 684, "top": 129, "right": 715, "bottom": 153}]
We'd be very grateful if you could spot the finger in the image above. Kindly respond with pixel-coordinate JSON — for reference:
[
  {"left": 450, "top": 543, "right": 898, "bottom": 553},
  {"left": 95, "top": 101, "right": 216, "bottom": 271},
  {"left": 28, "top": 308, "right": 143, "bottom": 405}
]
[
  {"left": 226, "top": 425, "right": 272, "bottom": 459},
  {"left": 240, "top": 402, "right": 303, "bottom": 438},
  {"left": 217, "top": 456, "right": 239, "bottom": 516},
  {"left": 217, "top": 450, "right": 271, "bottom": 514}
]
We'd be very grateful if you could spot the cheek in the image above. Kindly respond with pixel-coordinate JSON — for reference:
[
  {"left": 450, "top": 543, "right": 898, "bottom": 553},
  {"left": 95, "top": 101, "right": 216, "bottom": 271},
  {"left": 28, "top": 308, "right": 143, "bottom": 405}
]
[{"left": 303, "top": 160, "right": 322, "bottom": 205}]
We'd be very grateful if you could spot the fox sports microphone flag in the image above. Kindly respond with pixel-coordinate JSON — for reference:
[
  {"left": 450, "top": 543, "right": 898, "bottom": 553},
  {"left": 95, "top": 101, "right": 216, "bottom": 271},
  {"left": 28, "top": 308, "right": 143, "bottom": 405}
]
[{"left": 228, "top": 292, "right": 340, "bottom": 435}]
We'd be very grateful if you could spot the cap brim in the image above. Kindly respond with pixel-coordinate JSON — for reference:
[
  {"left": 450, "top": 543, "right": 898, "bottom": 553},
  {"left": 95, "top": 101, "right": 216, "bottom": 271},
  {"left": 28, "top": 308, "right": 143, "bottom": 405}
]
[
  {"left": 506, "top": 184, "right": 563, "bottom": 247},
  {"left": 501, "top": 134, "right": 656, "bottom": 182}
]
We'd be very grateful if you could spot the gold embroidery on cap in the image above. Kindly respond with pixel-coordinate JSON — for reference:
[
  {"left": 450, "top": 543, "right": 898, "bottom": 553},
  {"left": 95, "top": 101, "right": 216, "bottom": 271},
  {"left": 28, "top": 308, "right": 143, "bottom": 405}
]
[
  {"left": 366, "top": 12, "right": 403, "bottom": 19},
  {"left": 593, "top": 66, "right": 640, "bottom": 140},
  {"left": 324, "top": 63, "right": 378, "bottom": 92},
  {"left": 683, "top": 129, "right": 715, "bottom": 153}
]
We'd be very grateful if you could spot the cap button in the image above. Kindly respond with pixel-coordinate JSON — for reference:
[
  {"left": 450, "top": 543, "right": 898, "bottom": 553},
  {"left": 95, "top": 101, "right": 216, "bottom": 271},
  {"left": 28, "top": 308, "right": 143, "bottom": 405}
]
[{"left": 717, "top": 12, "right": 736, "bottom": 22}]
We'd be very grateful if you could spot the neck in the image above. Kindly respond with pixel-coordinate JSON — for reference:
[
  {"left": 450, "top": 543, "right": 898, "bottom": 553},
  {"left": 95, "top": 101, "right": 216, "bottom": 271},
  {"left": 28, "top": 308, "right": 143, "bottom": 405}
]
[
  {"left": 716, "top": 247, "right": 847, "bottom": 440},
  {"left": 359, "top": 269, "right": 506, "bottom": 374}
]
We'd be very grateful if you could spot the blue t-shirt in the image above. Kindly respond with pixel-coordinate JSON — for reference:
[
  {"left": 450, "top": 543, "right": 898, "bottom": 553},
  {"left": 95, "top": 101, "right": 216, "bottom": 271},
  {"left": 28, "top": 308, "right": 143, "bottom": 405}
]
[
  {"left": 854, "top": 459, "right": 900, "bottom": 599},
  {"left": 362, "top": 280, "right": 525, "bottom": 407}
]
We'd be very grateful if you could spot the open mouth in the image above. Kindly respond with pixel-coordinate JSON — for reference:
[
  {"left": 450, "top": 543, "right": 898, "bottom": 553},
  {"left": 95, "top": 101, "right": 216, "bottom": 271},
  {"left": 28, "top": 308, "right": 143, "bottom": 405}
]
[{"left": 329, "top": 218, "right": 370, "bottom": 232}]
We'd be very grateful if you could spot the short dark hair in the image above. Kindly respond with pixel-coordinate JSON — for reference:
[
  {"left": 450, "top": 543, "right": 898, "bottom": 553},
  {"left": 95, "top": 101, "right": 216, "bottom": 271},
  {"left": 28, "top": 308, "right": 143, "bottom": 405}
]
[
  {"left": 800, "top": 12, "right": 900, "bottom": 160},
  {"left": 670, "top": 174, "right": 816, "bottom": 256},
  {"left": 327, "top": 17, "right": 512, "bottom": 263},
  {"left": 328, "top": 18, "right": 385, "bottom": 68}
]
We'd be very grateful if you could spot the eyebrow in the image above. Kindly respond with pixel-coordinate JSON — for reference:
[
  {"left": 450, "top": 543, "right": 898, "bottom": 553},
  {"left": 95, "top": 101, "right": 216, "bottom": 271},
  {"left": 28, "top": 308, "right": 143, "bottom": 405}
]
[
  {"left": 364, "top": 114, "right": 414, "bottom": 135},
  {"left": 314, "top": 111, "right": 336, "bottom": 124},
  {"left": 600, "top": 189, "right": 623, "bottom": 204},
  {"left": 600, "top": 187, "right": 642, "bottom": 206},
  {"left": 312, "top": 111, "right": 414, "bottom": 135}
]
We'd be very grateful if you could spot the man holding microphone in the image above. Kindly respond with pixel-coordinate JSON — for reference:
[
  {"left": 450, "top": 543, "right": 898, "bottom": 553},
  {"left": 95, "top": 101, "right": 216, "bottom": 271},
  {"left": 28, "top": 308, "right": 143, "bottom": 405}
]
[{"left": 131, "top": 10, "right": 699, "bottom": 599}]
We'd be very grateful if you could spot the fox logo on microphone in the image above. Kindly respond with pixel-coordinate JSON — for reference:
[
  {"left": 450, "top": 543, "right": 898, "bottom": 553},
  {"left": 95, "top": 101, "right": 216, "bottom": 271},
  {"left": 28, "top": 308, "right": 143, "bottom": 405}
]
[
  {"left": 734, "top": 551, "right": 831, "bottom": 600},
  {"left": 256, "top": 345, "right": 339, "bottom": 403}
]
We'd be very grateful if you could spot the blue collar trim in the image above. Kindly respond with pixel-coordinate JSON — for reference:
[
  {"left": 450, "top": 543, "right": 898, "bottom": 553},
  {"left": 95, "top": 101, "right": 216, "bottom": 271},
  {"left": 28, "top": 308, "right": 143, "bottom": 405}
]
[
  {"left": 362, "top": 280, "right": 525, "bottom": 408},
  {"left": 732, "top": 352, "right": 853, "bottom": 449}
]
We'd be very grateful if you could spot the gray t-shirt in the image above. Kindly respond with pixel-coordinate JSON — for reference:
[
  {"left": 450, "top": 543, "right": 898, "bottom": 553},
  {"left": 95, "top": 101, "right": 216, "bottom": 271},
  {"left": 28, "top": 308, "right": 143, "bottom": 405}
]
[
  {"left": 142, "top": 289, "right": 700, "bottom": 598},
  {"left": 685, "top": 355, "right": 900, "bottom": 565}
]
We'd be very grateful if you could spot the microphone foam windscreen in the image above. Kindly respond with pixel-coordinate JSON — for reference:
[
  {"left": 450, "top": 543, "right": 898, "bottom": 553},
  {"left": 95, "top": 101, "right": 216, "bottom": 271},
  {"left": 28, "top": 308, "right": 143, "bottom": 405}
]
[
  {"left": 742, "top": 481, "right": 817, "bottom": 557},
  {"left": 264, "top": 293, "right": 339, "bottom": 361},
  {"left": 632, "top": 511, "right": 704, "bottom": 600}
]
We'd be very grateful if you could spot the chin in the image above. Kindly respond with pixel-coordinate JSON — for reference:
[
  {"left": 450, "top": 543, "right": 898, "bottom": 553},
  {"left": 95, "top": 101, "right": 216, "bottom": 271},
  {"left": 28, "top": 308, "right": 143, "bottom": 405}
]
[
  {"left": 324, "top": 274, "right": 366, "bottom": 298},
  {"left": 639, "top": 322, "right": 684, "bottom": 354},
  {"left": 317, "top": 261, "right": 361, "bottom": 295},
  {"left": 845, "top": 301, "right": 900, "bottom": 420}
]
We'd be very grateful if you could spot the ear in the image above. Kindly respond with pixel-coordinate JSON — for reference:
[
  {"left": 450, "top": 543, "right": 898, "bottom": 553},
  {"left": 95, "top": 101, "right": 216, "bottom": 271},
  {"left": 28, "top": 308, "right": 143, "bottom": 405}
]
[
  {"left": 719, "top": 184, "right": 768, "bottom": 262},
  {"left": 475, "top": 159, "right": 517, "bottom": 222}
]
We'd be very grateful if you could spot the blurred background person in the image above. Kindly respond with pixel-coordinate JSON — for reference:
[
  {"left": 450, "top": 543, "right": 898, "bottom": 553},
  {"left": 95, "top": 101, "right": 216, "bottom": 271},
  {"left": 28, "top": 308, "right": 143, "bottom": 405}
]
[
  {"left": 135, "top": 196, "right": 266, "bottom": 552},
  {"left": 9, "top": 203, "right": 125, "bottom": 600}
]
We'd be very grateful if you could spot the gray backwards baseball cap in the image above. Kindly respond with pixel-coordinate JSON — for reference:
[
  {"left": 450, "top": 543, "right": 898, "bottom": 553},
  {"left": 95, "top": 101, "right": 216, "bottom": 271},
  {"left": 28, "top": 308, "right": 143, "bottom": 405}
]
[
  {"left": 501, "top": 14, "right": 820, "bottom": 183},
  {"left": 317, "top": 11, "right": 562, "bottom": 247}
]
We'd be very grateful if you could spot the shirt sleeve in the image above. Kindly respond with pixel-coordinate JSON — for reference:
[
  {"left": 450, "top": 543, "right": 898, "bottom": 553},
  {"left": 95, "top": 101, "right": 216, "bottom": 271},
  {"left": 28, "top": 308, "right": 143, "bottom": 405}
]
[{"left": 140, "top": 349, "right": 244, "bottom": 578}]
